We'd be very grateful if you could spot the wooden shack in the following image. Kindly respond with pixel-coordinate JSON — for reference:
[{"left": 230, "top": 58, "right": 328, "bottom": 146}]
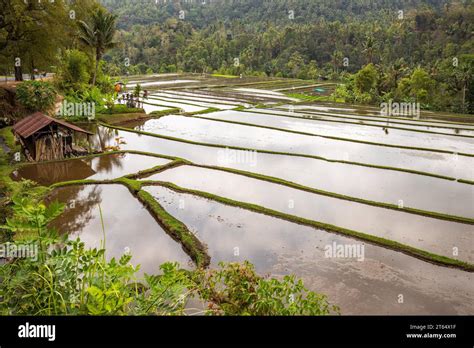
[{"left": 12, "top": 112, "right": 93, "bottom": 162}]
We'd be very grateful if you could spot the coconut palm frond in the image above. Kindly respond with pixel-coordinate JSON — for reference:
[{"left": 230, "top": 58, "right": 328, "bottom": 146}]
[{"left": 76, "top": 8, "right": 117, "bottom": 85}]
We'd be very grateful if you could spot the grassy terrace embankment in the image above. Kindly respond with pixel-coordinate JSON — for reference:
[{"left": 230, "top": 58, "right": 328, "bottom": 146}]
[
  {"left": 10, "top": 146, "right": 468, "bottom": 272},
  {"left": 25, "top": 149, "right": 471, "bottom": 224},
  {"left": 189, "top": 164, "right": 474, "bottom": 225},
  {"left": 48, "top": 172, "right": 474, "bottom": 272},
  {"left": 140, "top": 180, "right": 474, "bottom": 272},
  {"left": 50, "top": 176, "right": 210, "bottom": 268}
]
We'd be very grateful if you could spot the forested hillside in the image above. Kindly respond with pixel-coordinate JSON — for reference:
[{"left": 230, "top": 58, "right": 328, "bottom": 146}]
[{"left": 99, "top": 0, "right": 473, "bottom": 112}]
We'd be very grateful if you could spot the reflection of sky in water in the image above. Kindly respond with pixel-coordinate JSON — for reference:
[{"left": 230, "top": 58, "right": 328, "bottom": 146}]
[
  {"left": 129, "top": 116, "right": 474, "bottom": 181},
  {"left": 143, "top": 100, "right": 205, "bottom": 113},
  {"left": 48, "top": 184, "right": 192, "bottom": 275},
  {"left": 205, "top": 110, "right": 474, "bottom": 150},
  {"left": 99, "top": 126, "right": 474, "bottom": 219},
  {"left": 147, "top": 186, "right": 474, "bottom": 315},
  {"left": 148, "top": 94, "right": 238, "bottom": 110},
  {"left": 155, "top": 91, "right": 247, "bottom": 106},
  {"left": 147, "top": 165, "right": 474, "bottom": 262},
  {"left": 14, "top": 153, "right": 170, "bottom": 186},
  {"left": 275, "top": 106, "right": 474, "bottom": 131}
]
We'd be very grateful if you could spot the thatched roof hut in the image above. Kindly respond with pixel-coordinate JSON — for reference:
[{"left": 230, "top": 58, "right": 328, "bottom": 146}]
[{"left": 13, "top": 112, "right": 93, "bottom": 162}]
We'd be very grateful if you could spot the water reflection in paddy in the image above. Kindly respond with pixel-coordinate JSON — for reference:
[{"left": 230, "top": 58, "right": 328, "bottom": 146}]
[
  {"left": 156, "top": 91, "right": 249, "bottom": 106},
  {"left": 144, "top": 100, "right": 205, "bottom": 113},
  {"left": 145, "top": 186, "right": 474, "bottom": 315},
  {"left": 146, "top": 165, "right": 474, "bottom": 262},
  {"left": 46, "top": 184, "right": 192, "bottom": 274},
  {"left": 11, "top": 153, "right": 170, "bottom": 186},
  {"left": 275, "top": 105, "right": 474, "bottom": 130},
  {"left": 128, "top": 116, "right": 474, "bottom": 181},
  {"left": 142, "top": 103, "right": 170, "bottom": 114},
  {"left": 148, "top": 94, "right": 238, "bottom": 110},
  {"left": 94, "top": 125, "right": 474, "bottom": 218},
  {"left": 205, "top": 110, "right": 474, "bottom": 149}
]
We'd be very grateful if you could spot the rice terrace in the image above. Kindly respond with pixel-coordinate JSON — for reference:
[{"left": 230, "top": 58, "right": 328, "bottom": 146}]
[{"left": 0, "top": 0, "right": 473, "bottom": 331}]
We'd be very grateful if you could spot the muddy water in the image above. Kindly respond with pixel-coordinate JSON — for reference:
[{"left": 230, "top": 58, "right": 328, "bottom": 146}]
[
  {"left": 12, "top": 153, "right": 170, "bottom": 186},
  {"left": 146, "top": 165, "right": 474, "bottom": 263},
  {"left": 145, "top": 186, "right": 474, "bottom": 315},
  {"left": 94, "top": 125, "right": 474, "bottom": 219},
  {"left": 206, "top": 110, "right": 474, "bottom": 148},
  {"left": 46, "top": 184, "right": 192, "bottom": 274},
  {"left": 123, "top": 116, "right": 474, "bottom": 181}
]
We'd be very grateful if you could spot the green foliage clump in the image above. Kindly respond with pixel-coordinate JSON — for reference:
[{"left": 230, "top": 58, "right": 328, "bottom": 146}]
[
  {"left": 15, "top": 81, "right": 57, "bottom": 113},
  {"left": 55, "top": 49, "right": 91, "bottom": 92},
  {"left": 133, "top": 83, "right": 142, "bottom": 97},
  {"left": 395, "top": 67, "right": 436, "bottom": 105},
  {"left": 354, "top": 63, "right": 378, "bottom": 94},
  {"left": 194, "top": 261, "right": 339, "bottom": 315},
  {"left": 0, "top": 198, "right": 337, "bottom": 316},
  {"left": 97, "top": 104, "right": 145, "bottom": 115}
]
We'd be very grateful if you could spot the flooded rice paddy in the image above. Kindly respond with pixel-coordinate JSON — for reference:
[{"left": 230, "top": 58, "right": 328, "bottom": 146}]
[
  {"left": 145, "top": 186, "right": 474, "bottom": 314},
  {"left": 93, "top": 124, "right": 474, "bottom": 219},
  {"left": 46, "top": 184, "right": 192, "bottom": 274},
  {"left": 148, "top": 94, "right": 239, "bottom": 110},
  {"left": 145, "top": 165, "right": 473, "bottom": 262},
  {"left": 121, "top": 115, "right": 474, "bottom": 181},
  {"left": 12, "top": 153, "right": 171, "bottom": 186},
  {"left": 21, "top": 76, "right": 474, "bottom": 314},
  {"left": 205, "top": 110, "right": 474, "bottom": 150}
]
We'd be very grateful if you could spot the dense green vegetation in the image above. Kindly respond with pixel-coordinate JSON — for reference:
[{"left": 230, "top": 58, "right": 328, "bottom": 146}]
[
  {"left": 0, "top": 196, "right": 338, "bottom": 315},
  {"left": 1, "top": 0, "right": 472, "bottom": 113},
  {"left": 0, "top": 0, "right": 124, "bottom": 119},
  {"left": 98, "top": 0, "right": 473, "bottom": 113},
  {"left": 15, "top": 81, "right": 57, "bottom": 113}
]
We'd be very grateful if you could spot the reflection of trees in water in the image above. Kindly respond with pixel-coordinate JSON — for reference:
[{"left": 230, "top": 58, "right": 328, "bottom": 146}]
[
  {"left": 46, "top": 185, "right": 103, "bottom": 236},
  {"left": 94, "top": 153, "right": 125, "bottom": 174},
  {"left": 18, "top": 160, "right": 96, "bottom": 186},
  {"left": 96, "top": 126, "right": 119, "bottom": 151},
  {"left": 76, "top": 125, "right": 118, "bottom": 151}
]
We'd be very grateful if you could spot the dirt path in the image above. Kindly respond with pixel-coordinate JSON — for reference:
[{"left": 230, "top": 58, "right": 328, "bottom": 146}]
[{"left": 0, "top": 135, "right": 10, "bottom": 154}]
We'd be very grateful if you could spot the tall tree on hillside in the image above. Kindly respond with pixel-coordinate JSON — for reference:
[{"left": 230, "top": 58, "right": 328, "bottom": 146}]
[
  {"left": 0, "top": 0, "right": 68, "bottom": 81},
  {"left": 78, "top": 8, "right": 117, "bottom": 86},
  {"left": 362, "top": 36, "right": 375, "bottom": 64}
]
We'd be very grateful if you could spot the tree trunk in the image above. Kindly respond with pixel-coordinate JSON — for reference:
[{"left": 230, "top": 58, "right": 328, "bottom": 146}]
[
  {"left": 30, "top": 57, "right": 35, "bottom": 81},
  {"left": 92, "top": 51, "right": 101, "bottom": 86},
  {"left": 14, "top": 65, "right": 23, "bottom": 81},
  {"left": 462, "top": 81, "right": 466, "bottom": 112}
]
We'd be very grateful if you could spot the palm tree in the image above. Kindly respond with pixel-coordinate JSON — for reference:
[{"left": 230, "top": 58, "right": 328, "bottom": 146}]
[
  {"left": 362, "top": 36, "right": 375, "bottom": 64},
  {"left": 78, "top": 8, "right": 117, "bottom": 86},
  {"left": 331, "top": 50, "right": 343, "bottom": 74}
]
